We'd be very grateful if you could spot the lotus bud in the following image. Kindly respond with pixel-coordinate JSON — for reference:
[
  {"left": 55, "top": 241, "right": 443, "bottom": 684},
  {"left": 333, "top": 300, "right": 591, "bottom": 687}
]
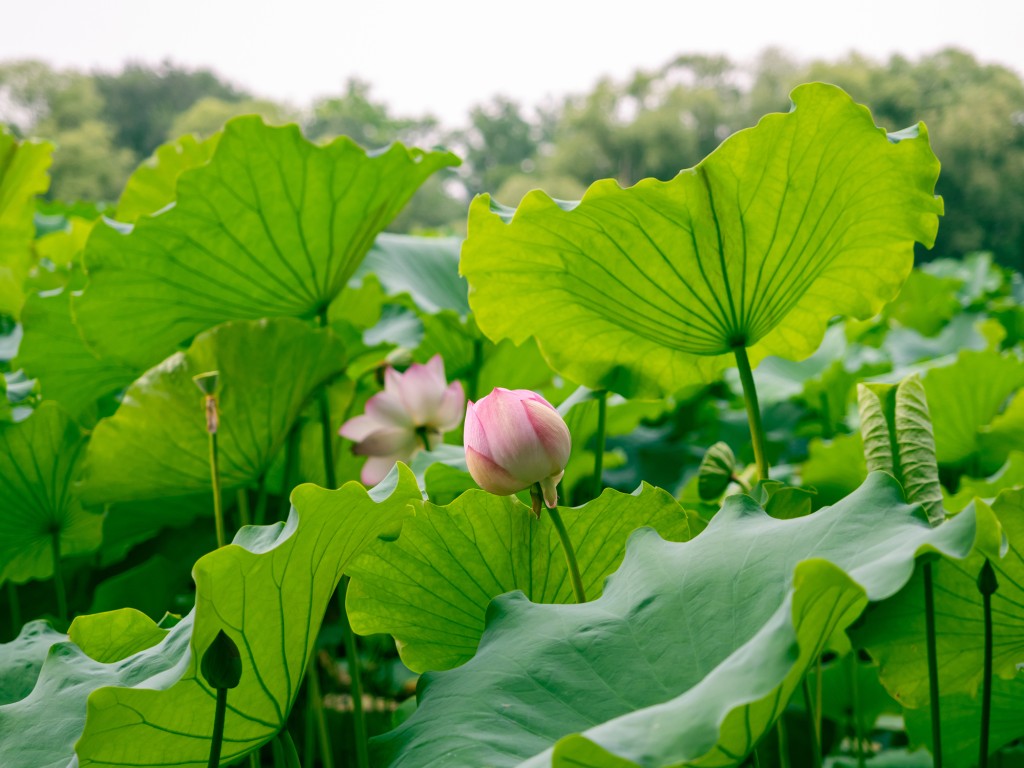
[{"left": 464, "top": 388, "right": 572, "bottom": 512}]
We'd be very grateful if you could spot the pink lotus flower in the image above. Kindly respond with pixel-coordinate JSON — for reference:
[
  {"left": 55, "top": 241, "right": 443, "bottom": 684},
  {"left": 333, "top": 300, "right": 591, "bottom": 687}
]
[
  {"left": 341, "top": 355, "right": 465, "bottom": 486},
  {"left": 464, "top": 388, "right": 572, "bottom": 509}
]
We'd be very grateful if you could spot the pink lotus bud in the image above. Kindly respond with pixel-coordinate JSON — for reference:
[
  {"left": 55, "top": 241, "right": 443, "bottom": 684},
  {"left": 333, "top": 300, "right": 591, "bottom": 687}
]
[
  {"left": 340, "top": 355, "right": 465, "bottom": 486},
  {"left": 464, "top": 388, "right": 572, "bottom": 509}
]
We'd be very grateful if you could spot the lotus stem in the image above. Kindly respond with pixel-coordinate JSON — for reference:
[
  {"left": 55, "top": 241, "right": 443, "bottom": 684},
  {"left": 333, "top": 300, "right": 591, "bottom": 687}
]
[
  {"left": 776, "top": 717, "right": 791, "bottom": 768},
  {"left": 50, "top": 529, "right": 67, "bottom": 623},
  {"left": 272, "top": 730, "right": 303, "bottom": 768},
  {"left": 339, "top": 577, "right": 370, "bottom": 768},
  {"left": 236, "top": 488, "right": 251, "bottom": 527},
  {"left": 848, "top": 653, "right": 866, "bottom": 768},
  {"left": 733, "top": 345, "right": 769, "bottom": 480},
  {"left": 534, "top": 484, "right": 587, "bottom": 603},
  {"left": 206, "top": 687, "right": 228, "bottom": 768},
  {"left": 6, "top": 582, "right": 21, "bottom": 639},
  {"left": 979, "top": 559, "right": 999, "bottom": 768},
  {"left": 305, "top": 660, "right": 334, "bottom": 768},
  {"left": 593, "top": 390, "right": 608, "bottom": 499},
  {"left": 923, "top": 560, "right": 943, "bottom": 767},
  {"left": 802, "top": 674, "right": 823, "bottom": 767}
]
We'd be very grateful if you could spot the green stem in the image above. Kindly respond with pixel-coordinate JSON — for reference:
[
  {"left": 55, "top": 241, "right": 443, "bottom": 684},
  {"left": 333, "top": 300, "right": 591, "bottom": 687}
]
[
  {"left": 801, "top": 674, "right": 822, "bottom": 768},
  {"left": 280, "top": 424, "right": 301, "bottom": 520},
  {"left": 207, "top": 688, "right": 228, "bottom": 768},
  {"left": 305, "top": 660, "right": 334, "bottom": 768},
  {"left": 272, "top": 730, "right": 303, "bottom": 768},
  {"left": 979, "top": 559, "right": 999, "bottom": 768},
  {"left": 815, "top": 656, "right": 822, "bottom": 751},
  {"left": 776, "top": 717, "right": 791, "bottom": 768},
  {"left": 534, "top": 485, "right": 587, "bottom": 603},
  {"left": 317, "top": 387, "right": 337, "bottom": 490},
  {"left": 923, "top": 561, "right": 943, "bottom": 767},
  {"left": 236, "top": 489, "right": 251, "bottom": 528},
  {"left": 6, "top": 582, "right": 21, "bottom": 639},
  {"left": 593, "top": 390, "right": 608, "bottom": 499},
  {"left": 339, "top": 577, "right": 370, "bottom": 768},
  {"left": 50, "top": 529, "right": 67, "bottom": 623},
  {"left": 209, "top": 428, "right": 226, "bottom": 548},
  {"left": 249, "top": 752, "right": 259, "bottom": 768},
  {"left": 848, "top": 653, "right": 866, "bottom": 768},
  {"left": 253, "top": 474, "right": 268, "bottom": 526},
  {"left": 733, "top": 346, "right": 769, "bottom": 480}
]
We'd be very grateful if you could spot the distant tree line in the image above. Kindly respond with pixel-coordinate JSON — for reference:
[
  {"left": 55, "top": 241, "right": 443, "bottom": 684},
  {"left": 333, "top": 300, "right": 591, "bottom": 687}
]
[{"left": 2, "top": 48, "right": 1022, "bottom": 267}]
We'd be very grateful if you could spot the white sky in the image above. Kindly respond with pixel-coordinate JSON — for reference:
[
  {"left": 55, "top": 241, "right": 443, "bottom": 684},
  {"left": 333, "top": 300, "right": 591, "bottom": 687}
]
[{"left": 2, "top": 0, "right": 1021, "bottom": 126}]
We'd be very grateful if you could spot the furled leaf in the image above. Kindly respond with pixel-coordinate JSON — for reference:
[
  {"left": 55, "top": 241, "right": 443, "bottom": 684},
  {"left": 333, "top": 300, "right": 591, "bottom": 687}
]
[
  {"left": 0, "top": 402, "right": 102, "bottom": 585},
  {"left": 116, "top": 133, "right": 221, "bottom": 222},
  {"left": 347, "top": 484, "right": 691, "bottom": 672},
  {"left": 80, "top": 318, "right": 347, "bottom": 505},
  {"left": 74, "top": 117, "right": 459, "bottom": 368},
  {"left": 68, "top": 609, "right": 168, "bottom": 663},
  {"left": 923, "top": 349, "right": 1024, "bottom": 470},
  {"left": 374, "top": 474, "right": 982, "bottom": 767},
  {"left": 461, "top": 83, "right": 942, "bottom": 397},
  {"left": 0, "top": 128, "right": 52, "bottom": 319},
  {"left": 857, "top": 374, "right": 943, "bottom": 524},
  {"left": 852, "top": 490, "right": 1023, "bottom": 764},
  {"left": 0, "top": 465, "right": 420, "bottom": 768}
]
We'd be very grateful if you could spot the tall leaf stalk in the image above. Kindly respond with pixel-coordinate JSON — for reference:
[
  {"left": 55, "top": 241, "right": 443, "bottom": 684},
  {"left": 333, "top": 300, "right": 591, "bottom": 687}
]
[
  {"left": 923, "top": 560, "right": 942, "bottom": 767},
  {"left": 531, "top": 484, "right": 587, "bottom": 603},
  {"left": 195, "top": 372, "right": 226, "bottom": 548},
  {"left": 593, "top": 390, "right": 608, "bottom": 498},
  {"left": 733, "top": 346, "right": 769, "bottom": 480},
  {"left": 50, "top": 530, "right": 67, "bottom": 623},
  {"left": 978, "top": 559, "right": 999, "bottom": 768},
  {"left": 317, "top": 308, "right": 370, "bottom": 768}
]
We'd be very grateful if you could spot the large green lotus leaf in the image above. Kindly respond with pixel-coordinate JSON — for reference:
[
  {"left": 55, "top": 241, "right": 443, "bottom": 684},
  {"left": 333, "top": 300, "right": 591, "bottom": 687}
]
[
  {"left": 852, "top": 490, "right": 1023, "bottom": 763},
  {"left": 374, "top": 474, "right": 983, "bottom": 768},
  {"left": 903, "top": 672, "right": 1024, "bottom": 765},
  {"left": 0, "top": 402, "right": 103, "bottom": 584},
  {"left": 17, "top": 277, "right": 139, "bottom": 420},
  {"left": 0, "top": 620, "right": 66, "bottom": 705},
  {"left": 460, "top": 83, "right": 942, "bottom": 398},
  {"left": 0, "top": 128, "right": 52, "bottom": 319},
  {"left": 923, "top": 349, "right": 1024, "bottom": 469},
  {"left": 80, "top": 318, "right": 347, "bottom": 505},
  {"left": 0, "top": 465, "right": 420, "bottom": 768},
  {"left": 347, "top": 484, "right": 691, "bottom": 673},
  {"left": 357, "top": 234, "right": 468, "bottom": 315},
  {"left": 73, "top": 117, "right": 459, "bottom": 368},
  {"left": 116, "top": 133, "right": 221, "bottom": 222}
]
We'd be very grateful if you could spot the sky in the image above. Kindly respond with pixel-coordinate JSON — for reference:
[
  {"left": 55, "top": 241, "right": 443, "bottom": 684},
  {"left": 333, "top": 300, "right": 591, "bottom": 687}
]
[{"left": 2, "top": 0, "right": 1022, "bottom": 126}]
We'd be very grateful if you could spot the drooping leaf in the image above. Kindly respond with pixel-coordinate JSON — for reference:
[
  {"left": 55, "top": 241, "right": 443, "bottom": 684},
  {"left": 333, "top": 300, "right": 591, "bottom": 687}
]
[
  {"left": 68, "top": 609, "right": 168, "bottom": 663},
  {"left": 374, "top": 474, "right": 982, "bottom": 767},
  {"left": 0, "top": 620, "right": 65, "bottom": 705},
  {"left": 73, "top": 117, "right": 459, "bottom": 368},
  {"left": 923, "top": 349, "right": 1024, "bottom": 470},
  {"left": 852, "top": 490, "right": 1023, "bottom": 764},
  {"left": 461, "top": 83, "right": 942, "bottom": 397},
  {"left": 80, "top": 318, "right": 347, "bottom": 505},
  {"left": 857, "top": 374, "right": 943, "bottom": 524},
  {"left": 0, "top": 465, "right": 420, "bottom": 768},
  {"left": 116, "top": 133, "right": 221, "bottom": 222},
  {"left": 0, "top": 128, "right": 52, "bottom": 319},
  {"left": 0, "top": 402, "right": 102, "bottom": 585},
  {"left": 347, "top": 484, "right": 692, "bottom": 673}
]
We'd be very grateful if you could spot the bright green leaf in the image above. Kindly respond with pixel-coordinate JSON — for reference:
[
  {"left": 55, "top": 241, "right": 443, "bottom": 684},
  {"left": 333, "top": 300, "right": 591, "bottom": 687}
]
[
  {"left": 0, "top": 128, "right": 52, "bottom": 319},
  {"left": 116, "top": 133, "right": 221, "bottom": 222},
  {"left": 74, "top": 117, "right": 459, "bottom": 368},
  {"left": 461, "top": 83, "right": 942, "bottom": 397},
  {"left": 347, "top": 484, "right": 692, "bottom": 672},
  {"left": 0, "top": 402, "right": 102, "bottom": 584},
  {"left": 80, "top": 318, "right": 347, "bottom": 505}
]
